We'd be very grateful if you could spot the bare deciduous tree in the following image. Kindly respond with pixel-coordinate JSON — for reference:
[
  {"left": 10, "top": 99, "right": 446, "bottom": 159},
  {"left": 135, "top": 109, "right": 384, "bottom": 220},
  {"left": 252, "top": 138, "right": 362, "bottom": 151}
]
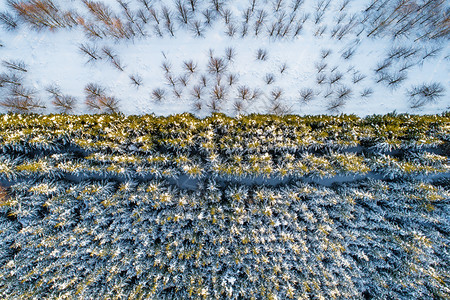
[
  {"left": 225, "top": 47, "right": 236, "bottom": 62},
  {"left": 11, "top": 0, "right": 77, "bottom": 29},
  {"left": 250, "top": 88, "right": 262, "bottom": 101},
  {"left": 178, "top": 74, "right": 189, "bottom": 86},
  {"left": 408, "top": 82, "right": 445, "bottom": 108},
  {"left": 314, "top": 10, "right": 324, "bottom": 24},
  {"left": 2, "top": 60, "right": 27, "bottom": 72},
  {"left": 52, "top": 95, "right": 77, "bottom": 113},
  {"left": 10, "top": 85, "right": 36, "bottom": 100},
  {"left": 85, "top": 82, "right": 105, "bottom": 99},
  {"left": 222, "top": 8, "right": 232, "bottom": 24},
  {"left": 149, "top": 8, "right": 159, "bottom": 24},
  {"left": 117, "top": 0, "right": 135, "bottom": 24},
  {"left": 207, "top": 99, "right": 221, "bottom": 112},
  {"left": 374, "top": 59, "right": 392, "bottom": 73},
  {"left": 137, "top": 0, "right": 151, "bottom": 11},
  {"left": 1, "top": 84, "right": 43, "bottom": 113},
  {"left": 299, "top": 88, "right": 314, "bottom": 102},
  {"left": 270, "top": 87, "right": 284, "bottom": 101},
  {"left": 339, "top": 0, "right": 350, "bottom": 11},
  {"left": 293, "top": 21, "right": 303, "bottom": 37},
  {"left": 161, "top": 61, "right": 172, "bottom": 73},
  {"left": 316, "top": 73, "right": 326, "bottom": 84},
  {"left": 321, "top": 48, "right": 332, "bottom": 59},
  {"left": 226, "top": 23, "right": 237, "bottom": 37},
  {"left": 79, "top": 43, "right": 100, "bottom": 62},
  {"left": 227, "top": 73, "right": 238, "bottom": 86},
  {"left": 165, "top": 73, "right": 177, "bottom": 87},
  {"left": 183, "top": 60, "right": 197, "bottom": 73},
  {"left": 275, "top": 0, "right": 285, "bottom": 12},
  {"left": 211, "top": 84, "right": 226, "bottom": 101},
  {"left": 268, "top": 99, "right": 291, "bottom": 115},
  {"left": 361, "top": 87, "right": 373, "bottom": 98},
  {"left": 152, "top": 88, "right": 166, "bottom": 101},
  {"left": 85, "top": 97, "right": 101, "bottom": 110},
  {"left": 254, "top": 9, "right": 267, "bottom": 36},
  {"left": 162, "top": 6, "right": 175, "bottom": 36},
  {"left": 208, "top": 56, "right": 228, "bottom": 75},
  {"left": 200, "top": 75, "right": 208, "bottom": 87},
  {"left": 314, "top": 25, "right": 327, "bottom": 37},
  {"left": 46, "top": 84, "right": 76, "bottom": 113},
  {"left": 233, "top": 100, "right": 245, "bottom": 114},
  {"left": 249, "top": 0, "right": 258, "bottom": 12},
  {"left": 173, "top": 87, "right": 182, "bottom": 99},
  {"left": 256, "top": 48, "right": 268, "bottom": 61},
  {"left": 84, "top": 82, "right": 119, "bottom": 113},
  {"left": 98, "top": 95, "right": 119, "bottom": 113},
  {"left": 175, "top": 0, "right": 191, "bottom": 25},
  {"left": 0, "top": 96, "right": 45, "bottom": 113},
  {"left": 375, "top": 72, "right": 390, "bottom": 83},
  {"left": 336, "top": 86, "right": 352, "bottom": 100},
  {"left": 264, "top": 73, "right": 275, "bottom": 84},
  {"left": 291, "top": 0, "right": 304, "bottom": 12},
  {"left": 189, "top": 19, "right": 204, "bottom": 36},
  {"left": 237, "top": 85, "right": 250, "bottom": 100},
  {"left": 324, "top": 88, "right": 333, "bottom": 98},
  {"left": 188, "top": 0, "right": 198, "bottom": 12},
  {"left": 192, "top": 100, "right": 202, "bottom": 111},
  {"left": 129, "top": 73, "right": 143, "bottom": 87},
  {"left": 0, "top": 72, "right": 23, "bottom": 86},
  {"left": 422, "top": 46, "right": 442, "bottom": 61},
  {"left": 153, "top": 24, "right": 163, "bottom": 37},
  {"left": 399, "top": 62, "right": 414, "bottom": 73},
  {"left": 341, "top": 47, "right": 356, "bottom": 59},
  {"left": 0, "top": 12, "right": 18, "bottom": 30},
  {"left": 329, "top": 72, "right": 343, "bottom": 85},
  {"left": 191, "top": 85, "right": 203, "bottom": 99},
  {"left": 279, "top": 62, "right": 288, "bottom": 74},
  {"left": 386, "top": 72, "right": 407, "bottom": 89},
  {"left": 327, "top": 98, "right": 345, "bottom": 112},
  {"left": 202, "top": 9, "right": 214, "bottom": 26},
  {"left": 102, "top": 46, "right": 124, "bottom": 71},
  {"left": 137, "top": 9, "right": 149, "bottom": 24},
  {"left": 242, "top": 8, "right": 252, "bottom": 24},
  {"left": 315, "top": 61, "right": 327, "bottom": 73},
  {"left": 352, "top": 72, "right": 366, "bottom": 84},
  {"left": 210, "top": 0, "right": 224, "bottom": 13}
]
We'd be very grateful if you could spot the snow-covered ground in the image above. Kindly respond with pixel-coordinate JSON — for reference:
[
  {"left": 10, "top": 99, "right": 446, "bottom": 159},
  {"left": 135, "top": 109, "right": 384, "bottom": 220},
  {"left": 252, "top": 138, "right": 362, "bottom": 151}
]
[{"left": 0, "top": 0, "right": 448, "bottom": 116}]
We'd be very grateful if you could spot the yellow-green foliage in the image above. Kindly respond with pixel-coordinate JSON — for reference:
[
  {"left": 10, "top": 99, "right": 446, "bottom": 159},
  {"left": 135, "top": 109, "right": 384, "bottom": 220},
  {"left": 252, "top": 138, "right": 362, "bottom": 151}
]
[
  {"left": 0, "top": 113, "right": 448, "bottom": 151},
  {"left": 0, "top": 113, "right": 448, "bottom": 180}
]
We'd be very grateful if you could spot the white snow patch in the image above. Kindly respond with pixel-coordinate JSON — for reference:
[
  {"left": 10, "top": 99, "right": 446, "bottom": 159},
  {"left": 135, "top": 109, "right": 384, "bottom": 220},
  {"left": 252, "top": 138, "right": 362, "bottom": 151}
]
[{"left": 0, "top": 0, "right": 448, "bottom": 116}]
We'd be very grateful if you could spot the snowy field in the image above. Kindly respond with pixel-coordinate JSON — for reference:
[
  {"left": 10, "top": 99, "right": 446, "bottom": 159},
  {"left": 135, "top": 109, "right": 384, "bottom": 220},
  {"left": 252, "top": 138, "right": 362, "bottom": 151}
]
[{"left": 0, "top": 0, "right": 448, "bottom": 116}]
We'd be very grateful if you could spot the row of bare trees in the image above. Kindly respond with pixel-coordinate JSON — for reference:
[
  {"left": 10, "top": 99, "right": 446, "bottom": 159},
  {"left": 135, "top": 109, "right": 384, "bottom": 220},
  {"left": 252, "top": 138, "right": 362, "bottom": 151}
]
[
  {"left": 0, "top": 58, "right": 44, "bottom": 112},
  {"left": 1, "top": 0, "right": 369, "bottom": 40},
  {"left": 5, "top": 0, "right": 448, "bottom": 41},
  {"left": 7, "top": 0, "right": 77, "bottom": 29},
  {"left": 0, "top": 56, "right": 121, "bottom": 113},
  {"left": 363, "top": 0, "right": 449, "bottom": 41}
]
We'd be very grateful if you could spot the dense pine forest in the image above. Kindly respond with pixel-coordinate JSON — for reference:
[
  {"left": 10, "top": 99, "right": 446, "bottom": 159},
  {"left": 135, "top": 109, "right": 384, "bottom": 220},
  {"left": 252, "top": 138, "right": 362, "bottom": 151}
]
[{"left": 0, "top": 113, "right": 448, "bottom": 299}]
